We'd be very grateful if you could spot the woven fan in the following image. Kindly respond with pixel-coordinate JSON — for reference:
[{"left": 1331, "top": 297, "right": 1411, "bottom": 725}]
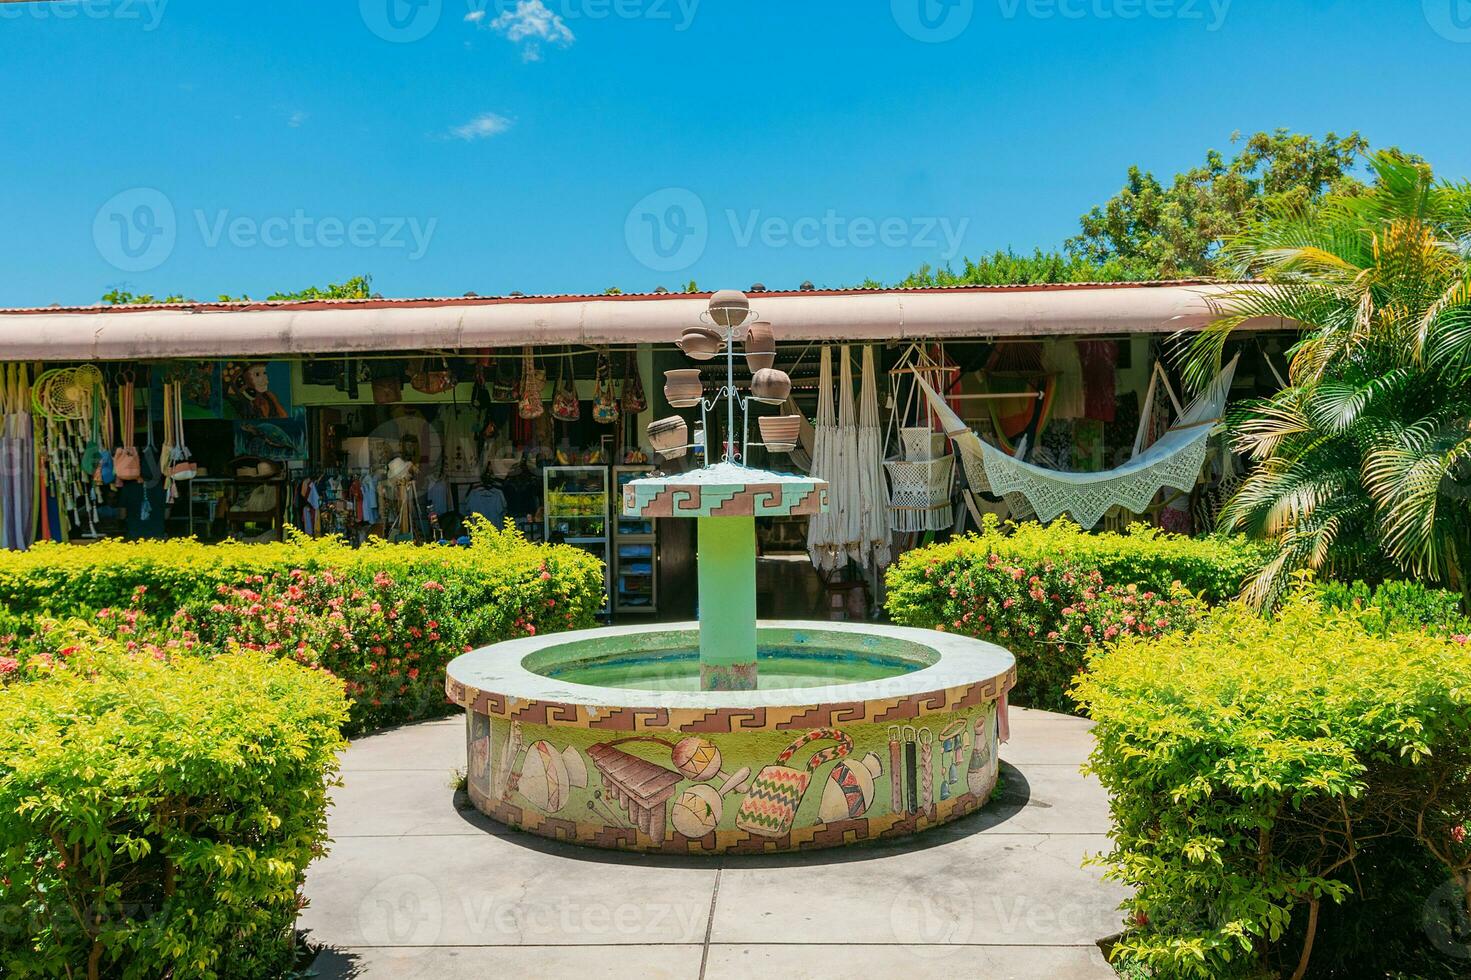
[{"left": 32, "top": 369, "right": 96, "bottom": 420}]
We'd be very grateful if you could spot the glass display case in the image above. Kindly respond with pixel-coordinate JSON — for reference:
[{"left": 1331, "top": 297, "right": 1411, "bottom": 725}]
[
  {"left": 612, "top": 465, "right": 657, "bottom": 614},
  {"left": 543, "top": 465, "right": 610, "bottom": 614}
]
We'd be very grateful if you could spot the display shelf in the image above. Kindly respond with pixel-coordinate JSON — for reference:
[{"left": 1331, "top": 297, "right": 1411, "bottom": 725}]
[
  {"left": 612, "top": 465, "right": 658, "bottom": 615},
  {"left": 544, "top": 466, "right": 611, "bottom": 615}
]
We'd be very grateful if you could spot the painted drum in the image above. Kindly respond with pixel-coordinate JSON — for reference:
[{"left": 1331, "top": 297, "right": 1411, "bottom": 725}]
[{"left": 447, "top": 621, "right": 1016, "bottom": 854}]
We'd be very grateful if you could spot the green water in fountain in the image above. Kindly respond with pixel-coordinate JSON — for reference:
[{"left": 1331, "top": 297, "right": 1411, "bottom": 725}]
[{"left": 543, "top": 645, "right": 921, "bottom": 692}]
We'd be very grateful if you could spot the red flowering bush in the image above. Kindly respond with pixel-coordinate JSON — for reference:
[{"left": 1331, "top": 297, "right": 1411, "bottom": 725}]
[{"left": 887, "top": 535, "right": 1206, "bottom": 713}]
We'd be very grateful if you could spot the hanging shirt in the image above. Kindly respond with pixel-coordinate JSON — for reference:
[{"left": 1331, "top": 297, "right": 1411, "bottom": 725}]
[
  {"left": 426, "top": 475, "right": 452, "bottom": 516},
  {"left": 464, "top": 485, "right": 509, "bottom": 530},
  {"left": 360, "top": 474, "right": 379, "bottom": 524}
]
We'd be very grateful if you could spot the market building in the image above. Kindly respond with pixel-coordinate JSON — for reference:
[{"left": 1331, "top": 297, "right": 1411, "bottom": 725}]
[{"left": 0, "top": 280, "right": 1286, "bottom": 619}]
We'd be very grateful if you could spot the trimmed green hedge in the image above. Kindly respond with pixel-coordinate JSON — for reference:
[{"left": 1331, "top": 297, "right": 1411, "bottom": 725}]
[
  {"left": 0, "top": 522, "right": 607, "bottom": 733},
  {"left": 884, "top": 518, "right": 1256, "bottom": 712},
  {"left": 0, "top": 637, "right": 348, "bottom": 979},
  {"left": 1072, "top": 596, "right": 1471, "bottom": 979}
]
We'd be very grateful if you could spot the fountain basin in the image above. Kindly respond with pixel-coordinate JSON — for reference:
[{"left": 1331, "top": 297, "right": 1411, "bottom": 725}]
[{"left": 446, "top": 621, "right": 1016, "bottom": 854}]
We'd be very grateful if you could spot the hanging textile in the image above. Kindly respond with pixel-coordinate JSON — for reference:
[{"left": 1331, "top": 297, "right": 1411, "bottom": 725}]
[
  {"left": 834, "top": 346, "right": 863, "bottom": 565},
  {"left": 884, "top": 344, "right": 956, "bottom": 533},
  {"left": 1077, "top": 340, "right": 1118, "bottom": 422},
  {"left": 856, "top": 346, "right": 891, "bottom": 570},
  {"left": 806, "top": 347, "right": 844, "bottom": 571},
  {"left": 914, "top": 356, "right": 1240, "bottom": 529},
  {"left": 1042, "top": 340, "right": 1084, "bottom": 420}
]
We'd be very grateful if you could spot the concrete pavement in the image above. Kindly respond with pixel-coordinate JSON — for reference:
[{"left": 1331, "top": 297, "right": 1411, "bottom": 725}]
[{"left": 301, "top": 706, "right": 1126, "bottom": 979}]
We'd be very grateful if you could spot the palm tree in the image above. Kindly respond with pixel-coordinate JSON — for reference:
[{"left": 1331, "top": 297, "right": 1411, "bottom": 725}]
[{"left": 1186, "top": 155, "right": 1471, "bottom": 609}]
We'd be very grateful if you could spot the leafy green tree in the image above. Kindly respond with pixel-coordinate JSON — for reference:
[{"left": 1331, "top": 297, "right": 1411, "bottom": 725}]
[
  {"left": 1067, "top": 130, "right": 1371, "bottom": 277},
  {"left": 102, "top": 275, "right": 375, "bottom": 305},
  {"left": 1187, "top": 154, "right": 1471, "bottom": 608},
  {"left": 855, "top": 248, "right": 1155, "bottom": 289}
]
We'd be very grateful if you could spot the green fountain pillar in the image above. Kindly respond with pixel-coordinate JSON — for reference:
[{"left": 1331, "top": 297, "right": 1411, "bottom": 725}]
[{"left": 696, "top": 515, "right": 758, "bottom": 691}]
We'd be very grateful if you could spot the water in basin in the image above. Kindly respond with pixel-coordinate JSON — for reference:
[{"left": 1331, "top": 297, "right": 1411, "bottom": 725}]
[{"left": 542, "top": 645, "right": 922, "bottom": 691}]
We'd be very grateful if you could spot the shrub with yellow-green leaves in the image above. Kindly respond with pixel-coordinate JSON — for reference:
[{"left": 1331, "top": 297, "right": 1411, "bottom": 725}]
[
  {"left": 1072, "top": 596, "right": 1471, "bottom": 979},
  {"left": 0, "top": 635, "right": 348, "bottom": 980},
  {"left": 0, "top": 521, "right": 607, "bottom": 733}
]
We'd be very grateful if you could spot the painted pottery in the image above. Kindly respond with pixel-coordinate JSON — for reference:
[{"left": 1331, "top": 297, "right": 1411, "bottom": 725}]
[
  {"left": 647, "top": 416, "right": 689, "bottom": 459},
  {"left": 818, "top": 751, "right": 884, "bottom": 822},
  {"left": 744, "top": 320, "right": 776, "bottom": 372},
  {"left": 515, "top": 741, "right": 588, "bottom": 813},
  {"left": 663, "top": 368, "right": 704, "bottom": 408},
  {"left": 758, "top": 414, "right": 802, "bottom": 452},
  {"left": 750, "top": 368, "right": 792, "bottom": 405}
]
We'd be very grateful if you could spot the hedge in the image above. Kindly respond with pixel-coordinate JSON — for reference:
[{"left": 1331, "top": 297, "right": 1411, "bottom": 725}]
[
  {"left": 0, "top": 636, "right": 348, "bottom": 979},
  {"left": 884, "top": 517, "right": 1254, "bottom": 711},
  {"left": 0, "top": 522, "right": 607, "bottom": 733},
  {"left": 1072, "top": 596, "right": 1471, "bottom": 979}
]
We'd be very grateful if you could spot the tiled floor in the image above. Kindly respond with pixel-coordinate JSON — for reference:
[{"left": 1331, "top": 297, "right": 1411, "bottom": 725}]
[{"left": 301, "top": 707, "right": 1126, "bottom": 979}]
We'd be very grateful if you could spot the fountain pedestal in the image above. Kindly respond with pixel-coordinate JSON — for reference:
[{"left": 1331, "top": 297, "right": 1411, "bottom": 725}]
[
  {"left": 696, "top": 515, "right": 758, "bottom": 690},
  {"left": 621, "top": 462, "right": 829, "bottom": 692}
]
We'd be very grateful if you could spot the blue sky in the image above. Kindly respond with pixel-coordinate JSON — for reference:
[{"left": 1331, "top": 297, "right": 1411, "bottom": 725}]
[{"left": 2, "top": 0, "right": 1469, "bottom": 306}]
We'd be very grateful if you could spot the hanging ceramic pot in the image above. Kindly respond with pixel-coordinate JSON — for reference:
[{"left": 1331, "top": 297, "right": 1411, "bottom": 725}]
[
  {"left": 750, "top": 368, "right": 791, "bottom": 405},
  {"left": 706, "top": 289, "right": 750, "bottom": 330},
  {"left": 647, "top": 416, "right": 689, "bottom": 459},
  {"left": 663, "top": 368, "right": 704, "bottom": 408},
  {"left": 745, "top": 320, "right": 776, "bottom": 372},
  {"left": 758, "top": 415, "right": 801, "bottom": 453},
  {"left": 677, "top": 326, "right": 723, "bottom": 361}
]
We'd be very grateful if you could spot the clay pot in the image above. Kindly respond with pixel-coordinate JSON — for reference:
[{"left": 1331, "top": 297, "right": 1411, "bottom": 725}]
[
  {"left": 758, "top": 415, "right": 801, "bottom": 452},
  {"left": 647, "top": 416, "right": 689, "bottom": 459},
  {"left": 663, "top": 369, "right": 704, "bottom": 408},
  {"left": 745, "top": 320, "right": 776, "bottom": 372},
  {"left": 707, "top": 289, "right": 750, "bottom": 329},
  {"left": 750, "top": 368, "right": 791, "bottom": 405},
  {"left": 678, "top": 326, "right": 723, "bottom": 361}
]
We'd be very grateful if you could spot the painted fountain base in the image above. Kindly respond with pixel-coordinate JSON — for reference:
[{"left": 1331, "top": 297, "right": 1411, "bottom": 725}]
[{"left": 446, "top": 622, "right": 1017, "bottom": 855}]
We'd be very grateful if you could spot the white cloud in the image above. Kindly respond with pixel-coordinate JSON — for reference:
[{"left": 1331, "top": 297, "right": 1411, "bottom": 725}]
[
  {"left": 488, "top": 0, "right": 574, "bottom": 62},
  {"left": 287, "top": 110, "right": 309, "bottom": 129},
  {"left": 450, "top": 112, "right": 513, "bottom": 141},
  {"left": 464, "top": 9, "right": 485, "bottom": 22}
]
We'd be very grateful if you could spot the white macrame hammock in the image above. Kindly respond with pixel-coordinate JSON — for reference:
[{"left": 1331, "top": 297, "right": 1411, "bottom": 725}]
[
  {"left": 856, "top": 346, "right": 892, "bottom": 569},
  {"left": 914, "top": 355, "right": 1239, "bottom": 529}
]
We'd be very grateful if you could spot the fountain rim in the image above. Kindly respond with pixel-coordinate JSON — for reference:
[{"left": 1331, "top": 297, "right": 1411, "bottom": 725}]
[{"left": 445, "top": 620, "right": 1015, "bottom": 712}]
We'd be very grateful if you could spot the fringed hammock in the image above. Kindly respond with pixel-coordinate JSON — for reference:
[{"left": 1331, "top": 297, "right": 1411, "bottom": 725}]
[{"left": 914, "top": 356, "right": 1239, "bottom": 529}]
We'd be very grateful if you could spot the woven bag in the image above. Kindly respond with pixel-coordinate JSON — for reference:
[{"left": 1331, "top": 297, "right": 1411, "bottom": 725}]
[{"left": 735, "top": 728, "right": 852, "bottom": 838}]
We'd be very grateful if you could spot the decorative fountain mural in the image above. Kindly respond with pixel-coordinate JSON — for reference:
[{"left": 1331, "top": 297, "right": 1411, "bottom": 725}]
[{"left": 447, "top": 291, "right": 1016, "bottom": 853}]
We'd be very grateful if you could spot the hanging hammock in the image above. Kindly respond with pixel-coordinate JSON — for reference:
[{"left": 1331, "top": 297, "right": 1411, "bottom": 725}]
[
  {"left": 915, "top": 355, "right": 1240, "bottom": 529},
  {"left": 856, "top": 346, "right": 891, "bottom": 569},
  {"left": 806, "top": 347, "right": 845, "bottom": 571}
]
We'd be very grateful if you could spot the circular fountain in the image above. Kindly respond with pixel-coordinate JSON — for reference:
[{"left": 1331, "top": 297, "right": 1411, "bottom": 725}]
[{"left": 447, "top": 292, "right": 1016, "bottom": 853}]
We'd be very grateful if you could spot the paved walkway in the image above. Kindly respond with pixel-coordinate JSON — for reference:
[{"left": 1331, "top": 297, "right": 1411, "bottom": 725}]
[{"left": 301, "top": 706, "right": 1127, "bottom": 979}]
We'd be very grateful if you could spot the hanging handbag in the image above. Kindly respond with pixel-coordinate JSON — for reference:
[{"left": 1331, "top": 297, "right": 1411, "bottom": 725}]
[
  {"left": 591, "top": 351, "right": 620, "bottom": 425},
  {"left": 490, "top": 358, "right": 519, "bottom": 402},
  {"left": 410, "top": 355, "right": 455, "bottom": 395},
  {"left": 167, "top": 381, "right": 197, "bottom": 481},
  {"left": 112, "top": 373, "right": 141, "bottom": 482},
  {"left": 517, "top": 347, "right": 545, "bottom": 420},
  {"left": 621, "top": 352, "right": 647, "bottom": 415},
  {"left": 551, "top": 350, "right": 581, "bottom": 422},
  {"left": 735, "top": 728, "right": 853, "bottom": 838}
]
